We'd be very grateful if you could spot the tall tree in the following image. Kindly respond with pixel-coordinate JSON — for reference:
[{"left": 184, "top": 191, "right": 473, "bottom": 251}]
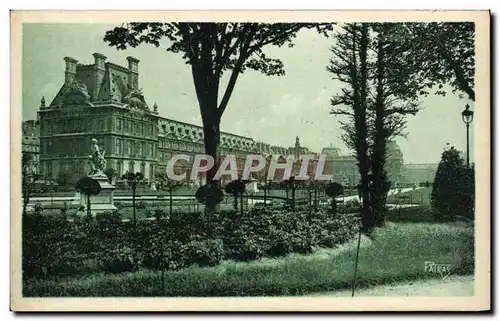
[
  {"left": 104, "top": 23, "right": 332, "bottom": 185},
  {"left": 367, "top": 23, "right": 423, "bottom": 226},
  {"left": 365, "top": 22, "right": 474, "bottom": 225},
  {"left": 328, "top": 23, "right": 374, "bottom": 230},
  {"left": 431, "top": 145, "right": 474, "bottom": 221},
  {"left": 328, "top": 23, "right": 471, "bottom": 228}
]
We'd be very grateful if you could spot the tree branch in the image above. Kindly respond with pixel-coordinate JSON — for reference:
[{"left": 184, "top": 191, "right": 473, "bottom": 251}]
[
  {"left": 175, "top": 23, "right": 200, "bottom": 64},
  {"left": 217, "top": 25, "right": 256, "bottom": 118}
]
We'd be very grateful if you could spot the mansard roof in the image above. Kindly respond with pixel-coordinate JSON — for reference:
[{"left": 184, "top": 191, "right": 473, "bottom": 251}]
[
  {"left": 46, "top": 55, "right": 152, "bottom": 114},
  {"left": 42, "top": 54, "right": 316, "bottom": 156}
]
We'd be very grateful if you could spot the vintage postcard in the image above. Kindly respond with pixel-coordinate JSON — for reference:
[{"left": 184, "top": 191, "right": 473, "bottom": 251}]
[{"left": 10, "top": 10, "right": 490, "bottom": 312}]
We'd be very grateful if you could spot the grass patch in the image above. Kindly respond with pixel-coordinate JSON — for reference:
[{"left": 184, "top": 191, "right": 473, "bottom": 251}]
[
  {"left": 386, "top": 205, "right": 437, "bottom": 223},
  {"left": 387, "top": 187, "right": 432, "bottom": 205},
  {"left": 23, "top": 221, "right": 474, "bottom": 297}
]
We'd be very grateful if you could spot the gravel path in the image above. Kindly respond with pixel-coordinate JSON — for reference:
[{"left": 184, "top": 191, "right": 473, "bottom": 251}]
[{"left": 311, "top": 275, "right": 474, "bottom": 297}]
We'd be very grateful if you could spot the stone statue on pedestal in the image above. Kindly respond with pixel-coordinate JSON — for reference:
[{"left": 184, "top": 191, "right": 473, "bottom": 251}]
[
  {"left": 88, "top": 138, "right": 107, "bottom": 176},
  {"left": 80, "top": 137, "right": 117, "bottom": 215}
]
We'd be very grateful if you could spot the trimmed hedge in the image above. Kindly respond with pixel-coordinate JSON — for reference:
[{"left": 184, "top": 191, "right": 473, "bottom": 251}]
[{"left": 22, "top": 208, "right": 359, "bottom": 279}]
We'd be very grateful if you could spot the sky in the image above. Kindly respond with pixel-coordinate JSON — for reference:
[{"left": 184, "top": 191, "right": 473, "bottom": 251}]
[{"left": 22, "top": 23, "right": 475, "bottom": 164}]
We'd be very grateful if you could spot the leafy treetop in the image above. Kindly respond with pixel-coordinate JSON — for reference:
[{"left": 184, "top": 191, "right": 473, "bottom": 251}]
[{"left": 104, "top": 23, "right": 333, "bottom": 118}]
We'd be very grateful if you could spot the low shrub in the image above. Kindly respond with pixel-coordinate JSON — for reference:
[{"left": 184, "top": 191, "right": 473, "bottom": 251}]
[
  {"left": 184, "top": 239, "right": 224, "bottom": 267},
  {"left": 98, "top": 246, "right": 135, "bottom": 274},
  {"left": 22, "top": 207, "right": 359, "bottom": 279},
  {"left": 338, "top": 199, "right": 361, "bottom": 214},
  {"left": 23, "top": 222, "right": 474, "bottom": 297},
  {"left": 314, "top": 214, "right": 359, "bottom": 247}
]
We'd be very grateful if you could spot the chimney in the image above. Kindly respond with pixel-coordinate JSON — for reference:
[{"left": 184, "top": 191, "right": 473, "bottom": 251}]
[
  {"left": 64, "top": 57, "right": 78, "bottom": 84},
  {"left": 126, "top": 56, "right": 140, "bottom": 90},
  {"left": 93, "top": 52, "right": 107, "bottom": 69},
  {"left": 93, "top": 53, "right": 107, "bottom": 100}
]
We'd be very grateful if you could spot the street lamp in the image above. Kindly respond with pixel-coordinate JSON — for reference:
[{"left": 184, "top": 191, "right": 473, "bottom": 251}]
[{"left": 461, "top": 104, "right": 474, "bottom": 168}]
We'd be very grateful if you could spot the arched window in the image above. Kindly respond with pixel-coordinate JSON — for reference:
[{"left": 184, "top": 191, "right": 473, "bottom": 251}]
[{"left": 149, "top": 164, "right": 154, "bottom": 180}]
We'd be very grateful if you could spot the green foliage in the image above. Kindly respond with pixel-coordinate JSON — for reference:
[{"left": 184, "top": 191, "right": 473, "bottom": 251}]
[
  {"left": 195, "top": 184, "right": 224, "bottom": 206},
  {"left": 155, "top": 173, "right": 185, "bottom": 192},
  {"left": 325, "top": 182, "right": 344, "bottom": 197},
  {"left": 122, "top": 172, "right": 144, "bottom": 187},
  {"left": 135, "top": 201, "right": 147, "bottom": 209},
  {"left": 402, "top": 22, "right": 475, "bottom": 101},
  {"left": 104, "top": 23, "right": 333, "bottom": 79},
  {"left": 338, "top": 199, "right": 361, "bottom": 214},
  {"left": 184, "top": 239, "right": 224, "bottom": 267},
  {"left": 104, "top": 167, "right": 116, "bottom": 184},
  {"left": 431, "top": 146, "right": 475, "bottom": 221},
  {"left": 22, "top": 207, "right": 358, "bottom": 280},
  {"left": 75, "top": 176, "right": 101, "bottom": 196},
  {"left": 225, "top": 180, "right": 247, "bottom": 195},
  {"left": 23, "top": 222, "right": 473, "bottom": 297}
]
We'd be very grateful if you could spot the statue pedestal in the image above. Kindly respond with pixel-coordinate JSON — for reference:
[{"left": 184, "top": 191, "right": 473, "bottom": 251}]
[{"left": 80, "top": 173, "right": 117, "bottom": 215}]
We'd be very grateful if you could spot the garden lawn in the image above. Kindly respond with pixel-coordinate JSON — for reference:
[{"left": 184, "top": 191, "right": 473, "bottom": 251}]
[
  {"left": 23, "top": 220, "right": 474, "bottom": 297},
  {"left": 387, "top": 187, "right": 432, "bottom": 205}
]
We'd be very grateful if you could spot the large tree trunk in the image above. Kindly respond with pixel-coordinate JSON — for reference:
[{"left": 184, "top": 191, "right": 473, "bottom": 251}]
[
  {"left": 202, "top": 115, "right": 221, "bottom": 185},
  {"left": 355, "top": 23, "right": 374, "bottom": 231},
  {"left": 191, "top": 40, "right": 222, "bottom": 213},
  {"left": 370, "top": 32, "right": 390, "bottom": 227},
  {"left": 191, "top": 28, "right": 222, "bottom": 188}
]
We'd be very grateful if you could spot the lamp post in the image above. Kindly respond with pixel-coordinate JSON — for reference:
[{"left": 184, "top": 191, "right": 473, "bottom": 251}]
[{"left": 461, "top": 104, "right": 474, "bottom": 169}]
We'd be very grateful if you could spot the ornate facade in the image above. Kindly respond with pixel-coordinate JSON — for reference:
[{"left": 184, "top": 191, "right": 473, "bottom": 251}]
[
  {"left": 34, "top": 54, "right": 318, "bottom": 186},
  {"left": 22, "top": 120, "right": 40, "bottom": 174}
]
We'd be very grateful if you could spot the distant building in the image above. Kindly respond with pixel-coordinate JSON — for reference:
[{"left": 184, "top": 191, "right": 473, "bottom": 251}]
[
  {"left": 402, "top": 163, "right": 438, "bottom": 185},
  {"left": 320, "top": 146, "right": 359, "bottom": 186},
  {"left": 22, "top": 120, "right": 40, "bottom": 174},
  {"left": 34, "top": 53, "right": 320, "bottom": 186},
  {"left": 320, "top": 141, "right": 405, "bottom": 187}
]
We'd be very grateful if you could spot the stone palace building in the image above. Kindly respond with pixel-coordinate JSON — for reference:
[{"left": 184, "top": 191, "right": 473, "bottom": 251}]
[
  {"left": 22, "top": 119, "right": 40, "bottom": 174},
  {"left": 31, "top": 53, "right": 318, "bottom": 186}
]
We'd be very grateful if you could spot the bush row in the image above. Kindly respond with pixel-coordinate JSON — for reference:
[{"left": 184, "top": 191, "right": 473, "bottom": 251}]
[{"left": 22, "top": 208, "right": 359, "bottom": 279}]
